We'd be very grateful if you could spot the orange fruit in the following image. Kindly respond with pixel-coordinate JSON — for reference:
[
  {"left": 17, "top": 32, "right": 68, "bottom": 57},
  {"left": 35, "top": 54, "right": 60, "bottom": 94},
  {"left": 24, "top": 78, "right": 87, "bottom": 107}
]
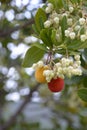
[{"left": 35, "top": 66, "right": 49, "bottom": 83}]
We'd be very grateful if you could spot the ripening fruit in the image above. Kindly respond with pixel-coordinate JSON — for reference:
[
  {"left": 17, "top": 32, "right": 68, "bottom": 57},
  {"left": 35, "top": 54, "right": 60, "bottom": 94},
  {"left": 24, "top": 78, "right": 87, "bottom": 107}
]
[
  {"left": 35, "top": 66, "right": 49, "bottom": 83},
  {"left": 48, "top": 77, "right": 64, "bottom": 92}
]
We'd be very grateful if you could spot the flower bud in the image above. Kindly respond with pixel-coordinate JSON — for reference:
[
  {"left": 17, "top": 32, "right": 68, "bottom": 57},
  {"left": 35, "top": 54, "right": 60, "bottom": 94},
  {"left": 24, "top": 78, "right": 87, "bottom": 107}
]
[
  {"left": 45, "top": 7, "right": 51, "bottom": 14},
  {"left": 67, "top": 18, "right": 73, "bottom": 26},
  {"left": 69, "top": 6, "right": 74, "bottom": 13},
  {"left": 75, "top": 25, "right": 80, "bottom": 31},
  {"left": 62, "top": 67, "right": 67, "bottom": 74},
  {"left": 79, "top": 18, "right": 86, "bottom": 25},
  {"left": 59, "top": 74, "right": 64, "bottom": 79},
  {"left": 74, "top": 55, "right": 80, "bottom": 61},
  {"left": 48, "top": 3, "right": 53, "bottom": 10},
  {"left": 76, "top": 61, "right": 81, "bottom": 66},
  {"left": 65, "top": 30, "right": 70, "bottom": 37},
  {"left": 32, "top": 63, "right": 37, "bottom": 69},
  {"left": 80, "top": 34, "right": 87, "bottom": 42},
  {"left": 44, "top": 20, "right": 51, "bottom": 28},
  {"left": 53, "top": 17, "right": 59, "bottom": 24},
  {"left": 58, "top": 67, "right": 63, "bottom": 73},
  {"left": 45, "top": 3, "right": 53, "bottom": 14},
  {"left": 37, "top": 61, "right": 44, "bottom": 67},
  {"left": 69, "top": 32, "right": 76, "bottom": 39}
]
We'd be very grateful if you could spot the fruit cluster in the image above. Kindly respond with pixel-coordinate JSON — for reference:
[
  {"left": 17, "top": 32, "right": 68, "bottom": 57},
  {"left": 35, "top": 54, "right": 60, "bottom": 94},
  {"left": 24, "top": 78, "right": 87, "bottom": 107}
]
[
  {"left": 44, "top": 3, "right": 87, "bottom": 42},
  {"left": 32, "top": 54, "right": 82, "bottom": 92},
  {"left": 31, "top": 2, "right": 86, "bottom": 93}
]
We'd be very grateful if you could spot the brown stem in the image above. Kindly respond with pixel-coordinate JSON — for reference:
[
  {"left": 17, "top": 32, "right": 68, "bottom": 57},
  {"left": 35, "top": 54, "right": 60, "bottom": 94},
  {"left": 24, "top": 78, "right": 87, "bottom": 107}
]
[
  {"left": 0, "top": 83, "right": 40, "bottom": 130},
  {"left": 0, "top": 18, "right": 34, "bottom": 38}
]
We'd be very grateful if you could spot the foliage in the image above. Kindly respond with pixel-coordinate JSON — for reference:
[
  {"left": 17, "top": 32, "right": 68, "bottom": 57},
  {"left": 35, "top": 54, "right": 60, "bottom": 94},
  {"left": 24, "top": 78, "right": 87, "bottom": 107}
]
[{"left": 23, "top": 0, "right": 87, "bottom": 102}]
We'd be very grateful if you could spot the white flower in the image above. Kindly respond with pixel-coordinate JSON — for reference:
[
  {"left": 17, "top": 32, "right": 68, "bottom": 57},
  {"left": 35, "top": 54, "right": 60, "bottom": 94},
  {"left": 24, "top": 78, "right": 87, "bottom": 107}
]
[
  {"left": 69, "top": 6, "right": 74, "bottom": 13},
  {"left": 62, "top": 67, "right": 68, "bottom": 74},
  {"left": 69, "top": 32, "right": 76, "bottom": 39},
  {"left": 46, "top": 77, "right": 51, "bottom": 82},
  {"left": 32, "top": 63, "right": 37, "bottom": 69},
  {"left": 45, "top": 7, "right": 51, "bottom": 14},
  {"left": 48, "top": 3, "right": 53, "bottom": 10},
  {"left": 69, "top": 59, "right": 73, "bottom": 65},
  {"left": 67, "top": 18, "right": 73, "bottom": 26},
  {"left": 55, "top": 63, "right": 61, "bottom": 67},
  {"left": 65, "top": 30, "right": 70, "bottom": 37},
  {"left": 37, "top": 61, "right": 44, "bottom": 67},
  {"left": 72, "top": 68, "right": 82, "bottom": 75},
  {"left": 62, "top": 13, "right": 68, "bottom": 17},
  {"left": 76, "top": 60, "right": 81, "bottom": 66},
  {"left": 61, "top": 58, "right": 67, "bottom": 65},
  {"left": 79, "top": 18, "right": 86, "bottom": 25},
  {"left": 57, "top": 67, "right": 63, "bottom": 73},
  {"left": 43, "top": 69, "right": 54, "bottom": 82},
  {"left": 75, "top": 25, "right": 80, "bottom": 31},
  {"left": 44, "top": 20, "right": 51, "bottom": 28},
  {"left": 73, "top": 63, "right": 79, "bottom": 68},
  {"left": 80, "top": 34, "right": 87, "bottom": 42},
  {"left": 68, "top": 66, "right": 74, "bottom": 71},
  {"left": 65, "top": 59, "right": 71, "bottom": 66},
  {"left": 53, "top": 17, "right": 59, "bottom": 24},
  {"left": 43, "top": 70, "right": 50, "bottom": 76},
  {"left": 74, "top": 55, "right": 80, "bottom": 61},
  {"left": 50, "top": 11, "right": 58, "bottom": 19},
  {"left": 45, "top": 3, "right": 53, "bottom": 14},
  {"left": 59, "top": 74, "right": 64, "bottom": 79}
]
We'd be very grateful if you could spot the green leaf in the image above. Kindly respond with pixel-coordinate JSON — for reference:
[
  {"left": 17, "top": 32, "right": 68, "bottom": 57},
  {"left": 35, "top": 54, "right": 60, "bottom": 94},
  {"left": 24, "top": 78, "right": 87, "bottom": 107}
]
[
  {"left": 51, "top": 29, "right": 57, "bottom": 45},
  {"left": 32, "top": 42, "right": 47, "bottom": 51},
  {"left": 62, "top": 0, "right": 68, "bottom": 10},
  {"left": 48, "top": 0, "right": 55, "bottom": 6},
  {"left": 70, "top": 0, "right": 81, "bottom": 4},
  {"left": 40, "top": 28, "right": 53, "bottom": 48},
  {"left": 22, "top": 46, "right": 45, "bottom": 67},
  {"left": 61, "top": 16, "right": 67, "bottom": 40},
  {"left": 32, "top": 24, "right": 39, "bottom": 35},
  {"left": 48, "top": 0, "right": 63, "bottom": 11},
  {"left": 80, "top": 27, "right": 85, "bottom": 35},
  {"left": 35, "top": 8, "right": 47, "bottom": 33},
  {"left": 67, "top": 39, "right": 87, "bottom": 50},
  {"left": 78, "top": 41, "right": 87, "bottom": 49},
  {"left": 78, "top": 88, "right": 87, "bottom": 102},
  {"left": 65, "top": 75, "right": 83, "bottom": 85}
]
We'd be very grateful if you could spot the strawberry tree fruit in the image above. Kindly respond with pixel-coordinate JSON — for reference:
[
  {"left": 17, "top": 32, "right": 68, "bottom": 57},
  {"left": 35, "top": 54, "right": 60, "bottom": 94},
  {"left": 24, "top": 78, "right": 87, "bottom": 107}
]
[
  {"left": 48, "top": 77, "right": 64, "bottom": 92},
  {"left": 35, "top": 66, "right": 49, "bottom": 83}
]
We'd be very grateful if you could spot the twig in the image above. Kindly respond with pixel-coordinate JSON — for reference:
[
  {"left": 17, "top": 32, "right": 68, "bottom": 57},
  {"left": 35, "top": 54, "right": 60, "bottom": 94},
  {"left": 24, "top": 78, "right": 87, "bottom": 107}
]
[
  {"left": 0, "top": 83, "right": 40, "bottom": 130},
  {"left": 0, "top": 18, "right": 34, "bottom": 38}
]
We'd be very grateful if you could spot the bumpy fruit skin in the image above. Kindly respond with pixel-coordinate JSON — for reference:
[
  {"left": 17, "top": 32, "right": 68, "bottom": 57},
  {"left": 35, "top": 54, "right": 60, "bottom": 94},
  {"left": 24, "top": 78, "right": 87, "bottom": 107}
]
[
  {"left": 48, "top": 77, "right": 64, "bottom": 92},
  {"left": 35, "top": 66, "right": 49, "bottom": 83}
]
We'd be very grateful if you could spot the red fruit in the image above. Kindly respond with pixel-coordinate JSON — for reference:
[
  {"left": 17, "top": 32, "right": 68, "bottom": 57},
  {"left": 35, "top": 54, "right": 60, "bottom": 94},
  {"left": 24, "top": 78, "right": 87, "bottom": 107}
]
[{"left": 48, "top": 77, "right": 64, "bottom": 92}]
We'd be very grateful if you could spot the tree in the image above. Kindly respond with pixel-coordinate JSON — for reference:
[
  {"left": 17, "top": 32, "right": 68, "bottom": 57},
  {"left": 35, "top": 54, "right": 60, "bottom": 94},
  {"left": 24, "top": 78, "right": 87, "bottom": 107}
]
[{"left": 0, "top": 0, "right": 87, "bottom": 130}]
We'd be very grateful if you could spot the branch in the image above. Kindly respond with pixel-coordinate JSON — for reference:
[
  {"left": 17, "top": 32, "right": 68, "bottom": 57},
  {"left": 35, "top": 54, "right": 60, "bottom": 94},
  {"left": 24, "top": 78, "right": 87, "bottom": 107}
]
[
  {"left": 43, "top": 0, "right": 47, "bottom": 3},
  {"left": 0, "top": 18, "right": 34, "bottom": 38},
  {"left": 0, "top": 83, "right": 40, "bottom": 130}
]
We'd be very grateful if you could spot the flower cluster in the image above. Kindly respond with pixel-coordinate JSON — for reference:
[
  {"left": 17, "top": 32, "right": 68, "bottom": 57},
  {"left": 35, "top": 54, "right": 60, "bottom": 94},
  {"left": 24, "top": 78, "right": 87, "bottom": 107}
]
[
  {"left": 32, "top": 55, "right": 82, "bottom": 83},
  {"left": 44, "top": 3, "right": 87, "bottom": 42},
  {"left": 44, "top": 55, "right": 82, "bottom": 82}
]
